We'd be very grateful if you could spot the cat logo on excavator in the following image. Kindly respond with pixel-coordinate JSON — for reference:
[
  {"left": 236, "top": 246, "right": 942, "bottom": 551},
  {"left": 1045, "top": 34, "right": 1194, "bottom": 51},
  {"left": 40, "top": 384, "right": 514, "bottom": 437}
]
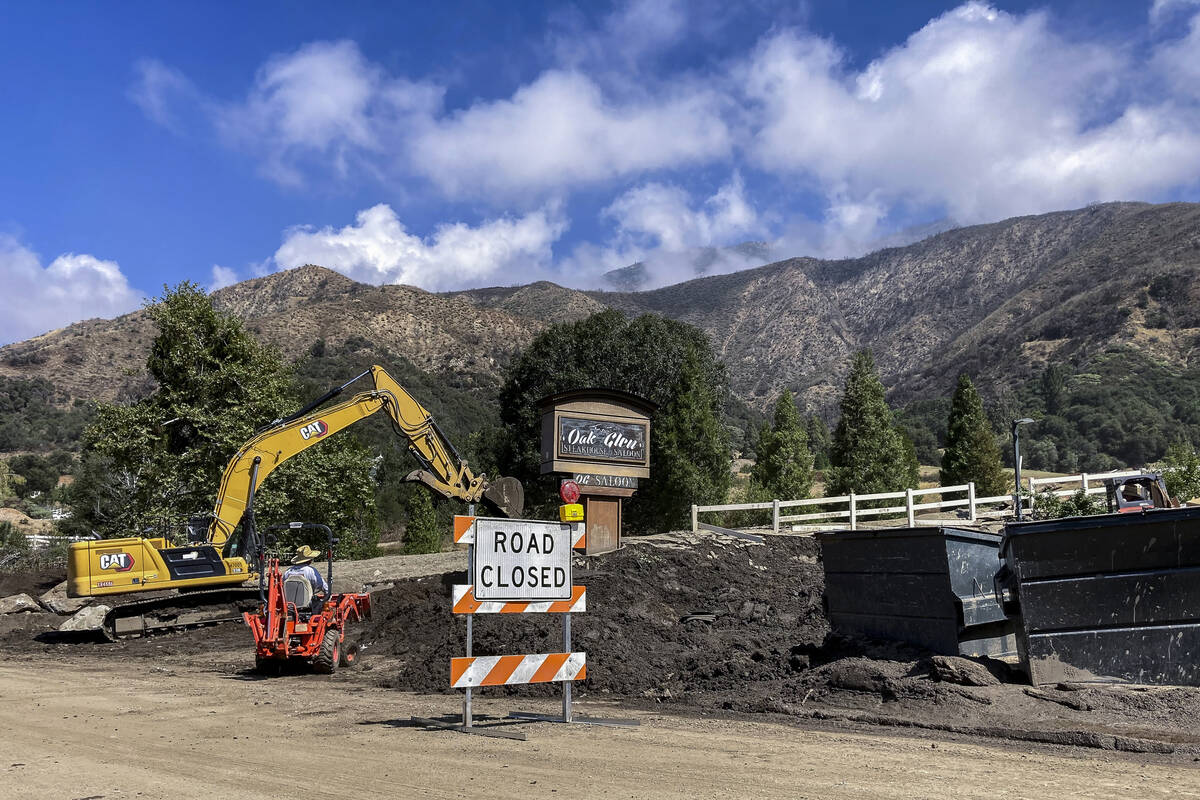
[
  {"left": 299, "top": 420, "right": 329, "bottom": 440},
  {"left": 99, "top": 552, "right": 135, "bottom": 572}
]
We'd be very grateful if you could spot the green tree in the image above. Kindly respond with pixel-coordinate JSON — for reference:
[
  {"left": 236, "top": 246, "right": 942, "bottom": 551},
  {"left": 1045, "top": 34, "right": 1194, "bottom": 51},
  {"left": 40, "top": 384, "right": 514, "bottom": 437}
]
[
  {"left": 750, "top": 391, "right": 813, "bottom": 500},
  {"left": 827, "top": 350, "right": 918, "bottom": 497},
  {"left": 496, "top": 310, "right": 731, "bottom": 533},
  {"left": 63, "top": 283, "right": 378, "bottom": 555},
  {"left": 631, "top": 343, "right": 732, "bottom": 533},
  {"left": 1041, "top": 363, "right": 1071, "bottom": 416},
  {"left": 807, "top": 415, "right": 832, "bottom": 471},
  {"left": 8, "top": 454, "right": 60, "bottom": 498},
  {"left": 939, "top": 374, "right": 1007, "bottom": 496},
  {"left": 1158, "top": 441, "right": 1200, "bottom": 504},
  {"left": 402, "top": 487, "right": 442, "bottom": 554}
]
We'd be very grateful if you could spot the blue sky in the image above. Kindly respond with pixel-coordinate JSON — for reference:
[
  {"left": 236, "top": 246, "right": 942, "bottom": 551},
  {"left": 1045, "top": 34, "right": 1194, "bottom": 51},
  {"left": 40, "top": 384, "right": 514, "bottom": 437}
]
[{"left": 1, "top": 0, "right": 1198, "bottom": 343}]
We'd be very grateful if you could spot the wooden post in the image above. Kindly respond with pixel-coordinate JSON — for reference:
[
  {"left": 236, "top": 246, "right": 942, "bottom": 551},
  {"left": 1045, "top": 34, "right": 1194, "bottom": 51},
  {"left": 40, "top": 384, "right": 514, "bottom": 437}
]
[
  {"left": 906, "top": 488, "right": 915, "bottom": 527},
  {"left": 772, "top": 499, "right": 780, "bottom": 535},
  {"left": 691, "top": 504, "right": 698, "bottom": 533},
  {"left": 1081, "top": 472, "right": 1089, "bottom": 493},
  {"left": 849, "top": 493, "right": 857, "bottom": 531},
  {"left": 968, "top": 482, "right": 977, "bottom": 522}
]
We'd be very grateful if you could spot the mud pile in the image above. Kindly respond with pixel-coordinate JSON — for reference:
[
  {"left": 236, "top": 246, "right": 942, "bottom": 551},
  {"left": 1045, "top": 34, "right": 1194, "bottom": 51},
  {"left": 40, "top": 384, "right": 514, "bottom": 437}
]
[{"left": 365, "top": 533, "right": 827, "bottom": 698}]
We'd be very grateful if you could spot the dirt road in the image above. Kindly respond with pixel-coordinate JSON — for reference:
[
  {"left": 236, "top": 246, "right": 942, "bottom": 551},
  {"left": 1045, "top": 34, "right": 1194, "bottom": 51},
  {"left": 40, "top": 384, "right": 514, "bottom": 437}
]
[{"left": 2, "top": 657, "right": 1199, "bottom": 800}]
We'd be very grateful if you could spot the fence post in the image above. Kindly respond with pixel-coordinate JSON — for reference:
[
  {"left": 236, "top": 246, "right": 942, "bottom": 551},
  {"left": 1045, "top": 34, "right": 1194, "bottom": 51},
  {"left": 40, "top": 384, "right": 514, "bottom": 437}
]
[
  {"left": 772, "top": 499, "right": 780, "bottom": 535},
  {"left": 849, "top": 493, "right": 857, "bottom": 530},
  {"left": 968, "top": 482, "right": 977, "bottom": 522},
  {"left": 691, "top": 504, "right": 698, "bottom": 533},
  {"left": 1081, "top": 472, "right": 1089, "bottom": 493},
  {"left": 906, "top": 488, "right": 915, "bottom": 527}
]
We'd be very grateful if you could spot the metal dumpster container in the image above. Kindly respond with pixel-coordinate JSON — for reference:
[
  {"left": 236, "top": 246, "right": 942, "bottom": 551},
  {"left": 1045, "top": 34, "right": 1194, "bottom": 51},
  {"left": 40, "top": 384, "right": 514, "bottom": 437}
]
[
  {"left": 817, "top": 526, "right": 1015, "bottom": 657},
  {"left": 1000, "top": 506, "right": 1200, "bottom": 686}
]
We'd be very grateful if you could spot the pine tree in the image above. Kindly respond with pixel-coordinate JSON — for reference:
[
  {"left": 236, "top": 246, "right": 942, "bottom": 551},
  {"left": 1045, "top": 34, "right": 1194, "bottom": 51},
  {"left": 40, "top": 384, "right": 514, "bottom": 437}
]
[
  {"left": 827, "top": 350, "right": 917, "bottom": 497},
  {"left": 940, "top": 374, "right": 1006, "bottom": 496},
  {"left": 750, "top": 391, "right": 813, "bottom": 500},
  {"left": 807, "top": 415, "right": 832, "bottom": 470},
  {"left": 402, "top": 487, "right": 442, "bottom": 554},
  {"left": 633, "top": 343, "right": 732, "bottom": 533}
]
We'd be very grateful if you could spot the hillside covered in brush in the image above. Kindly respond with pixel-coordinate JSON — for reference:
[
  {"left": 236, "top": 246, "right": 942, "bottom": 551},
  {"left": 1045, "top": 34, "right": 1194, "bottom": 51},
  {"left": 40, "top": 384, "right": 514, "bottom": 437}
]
[{"left": 2, "top": 201, "right": 1198, "bottom": 472}]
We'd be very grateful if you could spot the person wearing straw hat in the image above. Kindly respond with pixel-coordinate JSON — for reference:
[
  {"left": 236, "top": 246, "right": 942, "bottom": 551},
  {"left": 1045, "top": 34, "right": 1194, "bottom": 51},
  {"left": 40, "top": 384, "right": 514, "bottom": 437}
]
[{"left": 282, "top": 545, "right": 328, "bottom": 612}]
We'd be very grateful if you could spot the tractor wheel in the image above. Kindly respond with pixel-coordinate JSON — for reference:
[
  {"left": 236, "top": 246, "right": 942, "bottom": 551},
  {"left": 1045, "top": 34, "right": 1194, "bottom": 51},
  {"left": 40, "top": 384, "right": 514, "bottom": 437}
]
[
  {"left": 340, "top": 642, "right": 360, "bottom": 668},
  {"left": 313, "top": 629, "right": 341, "bottom": 675}
]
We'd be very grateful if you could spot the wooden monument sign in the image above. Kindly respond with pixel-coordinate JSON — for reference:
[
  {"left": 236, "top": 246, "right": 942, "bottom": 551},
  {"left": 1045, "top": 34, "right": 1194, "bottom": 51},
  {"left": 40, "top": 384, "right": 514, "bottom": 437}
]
[{"left": 539, "top": 389, "right": 654, "bottom": 555}]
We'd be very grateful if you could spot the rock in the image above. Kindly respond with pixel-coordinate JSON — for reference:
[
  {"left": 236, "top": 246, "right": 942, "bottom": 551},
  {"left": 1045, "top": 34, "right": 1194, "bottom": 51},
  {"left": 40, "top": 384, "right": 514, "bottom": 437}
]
[
  {"left": 38, "top": 581, "right": 92, "bottom": 616},
  {"left": 930, "top": 655, "right": 1001, "bottom": 687},
  {"left": 58, "top": 604, "right": 111, "bottom": 632},
  {"left": 0, "top": 593, "right": 41, "bottom": 614}
]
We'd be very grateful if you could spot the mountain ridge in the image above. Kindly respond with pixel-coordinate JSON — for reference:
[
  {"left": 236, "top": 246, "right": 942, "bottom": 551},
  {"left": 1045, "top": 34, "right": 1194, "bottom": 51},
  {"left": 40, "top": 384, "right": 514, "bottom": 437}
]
[{"left": 2, "top": 201, "right": 1197, "bottom": 423}]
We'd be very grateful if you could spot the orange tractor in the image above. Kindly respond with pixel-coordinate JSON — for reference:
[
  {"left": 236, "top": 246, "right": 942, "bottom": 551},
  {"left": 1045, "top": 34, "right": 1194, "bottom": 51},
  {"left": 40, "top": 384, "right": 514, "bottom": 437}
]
[{"left": 244, "top": 523, "right": 372, "bottom": 674}]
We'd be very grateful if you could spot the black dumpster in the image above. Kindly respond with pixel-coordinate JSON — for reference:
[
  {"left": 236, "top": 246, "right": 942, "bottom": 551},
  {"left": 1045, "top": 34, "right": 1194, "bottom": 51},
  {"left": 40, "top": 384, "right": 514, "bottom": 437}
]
[
  {"left": 817, "top": 527, "right": 1015, "bottom": 657},
  {"left": 1000, "top": 506, "right": 1200, "bottom": 686}
]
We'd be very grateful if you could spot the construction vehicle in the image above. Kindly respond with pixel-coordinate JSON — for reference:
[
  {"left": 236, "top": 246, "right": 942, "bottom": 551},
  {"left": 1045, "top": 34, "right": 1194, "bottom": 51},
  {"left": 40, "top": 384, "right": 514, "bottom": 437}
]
[
  {"left": 244, "top": 523, "right": 372, "bottom": 675},
  {"left": 1103, "top": 472, "right": 1177, "bottom": 513},
  {"left": 66, "top": 364, "right": 524, "bottom": 638}
]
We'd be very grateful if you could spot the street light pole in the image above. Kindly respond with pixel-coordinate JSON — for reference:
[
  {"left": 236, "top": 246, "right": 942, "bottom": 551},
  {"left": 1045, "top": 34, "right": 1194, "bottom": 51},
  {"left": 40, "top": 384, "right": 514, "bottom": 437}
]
[{"left": 1012, "top": 418, "right": 1035, "bottom": 521}]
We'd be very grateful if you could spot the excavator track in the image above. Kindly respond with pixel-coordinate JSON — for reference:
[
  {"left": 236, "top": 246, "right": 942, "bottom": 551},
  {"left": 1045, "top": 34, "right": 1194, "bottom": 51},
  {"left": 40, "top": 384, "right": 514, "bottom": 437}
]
[{"left": 100, "top": 587, "right": 262, "bottom": 640}]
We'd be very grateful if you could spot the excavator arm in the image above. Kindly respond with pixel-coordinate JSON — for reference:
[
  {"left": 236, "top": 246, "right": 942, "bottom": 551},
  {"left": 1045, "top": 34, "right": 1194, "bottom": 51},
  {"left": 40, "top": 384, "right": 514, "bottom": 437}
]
[{"left": 206, "top": 365, "right": 523, "bottom": 546}]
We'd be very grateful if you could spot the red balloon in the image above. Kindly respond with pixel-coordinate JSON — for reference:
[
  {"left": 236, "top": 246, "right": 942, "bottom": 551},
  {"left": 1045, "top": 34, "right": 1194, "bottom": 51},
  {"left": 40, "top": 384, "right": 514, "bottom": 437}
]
[{"left": 560, "top": 479, "right": 581, "bottom": 504}]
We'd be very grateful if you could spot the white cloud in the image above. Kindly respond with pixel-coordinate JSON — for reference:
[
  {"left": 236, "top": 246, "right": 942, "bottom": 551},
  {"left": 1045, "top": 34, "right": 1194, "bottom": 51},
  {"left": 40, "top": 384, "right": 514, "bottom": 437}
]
[
  {"left": 129, "top": 60, "right": 196, "bottom": 132},
  {"left": 209, "top": 265, "right": 238, "bottom": 291},
  {"left": 1153, "top": 11, "right": 1200, "bottom": 99},
  {"left": 408, "top": 70, "right": 731, "bottom": 197},
  {"left": 0, "top": 236, "right": 144, "bottom": 345},
  {"left": 604, "top": 174, "right": 760, "bottom": 251},
  {"left": 741, "top": 2, "right": 1200, "bottom": 224},
  {"left": 272, "top": 204, "right": 567, "bottom": 290},
  {"left": 559, "top": 176, "right": 767, "bottom": 288},
  {"left": 1151, "top": 0, "right": 1200, "bottom": 25}
]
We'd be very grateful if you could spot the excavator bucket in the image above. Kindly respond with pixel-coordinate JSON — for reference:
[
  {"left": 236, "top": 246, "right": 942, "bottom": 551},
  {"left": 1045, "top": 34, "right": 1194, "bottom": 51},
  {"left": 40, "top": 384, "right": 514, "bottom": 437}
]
[{"left": 484, "top": 476, "right": 525, "bottom": 519}]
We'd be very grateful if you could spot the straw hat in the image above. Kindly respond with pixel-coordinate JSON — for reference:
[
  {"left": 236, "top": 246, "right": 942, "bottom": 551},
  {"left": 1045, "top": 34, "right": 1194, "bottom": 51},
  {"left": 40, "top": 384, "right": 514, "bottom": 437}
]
[{"left": 291, "top": 545, "right": 321, "bottom": 566}]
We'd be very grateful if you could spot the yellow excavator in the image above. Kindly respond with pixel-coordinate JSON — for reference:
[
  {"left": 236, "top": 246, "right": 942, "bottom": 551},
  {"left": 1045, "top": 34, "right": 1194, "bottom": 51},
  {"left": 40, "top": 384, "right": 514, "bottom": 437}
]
[{"left": 65, "top": 365, "right": 523, "bottom": 637}]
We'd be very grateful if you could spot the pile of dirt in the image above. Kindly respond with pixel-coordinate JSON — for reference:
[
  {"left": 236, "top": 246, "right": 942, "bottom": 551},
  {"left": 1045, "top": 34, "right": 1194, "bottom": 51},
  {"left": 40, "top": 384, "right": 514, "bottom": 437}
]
[
  {"left": 367, "top": 533, "right": 827, "bottom": 699},
  {"left": 0, "top": 569, "right": 64, "bottom": 599}
]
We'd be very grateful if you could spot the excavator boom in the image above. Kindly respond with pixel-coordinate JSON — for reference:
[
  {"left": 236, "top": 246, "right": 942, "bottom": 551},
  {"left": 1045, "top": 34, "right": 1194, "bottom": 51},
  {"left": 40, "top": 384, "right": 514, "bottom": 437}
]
[{"left": 208, "top": 365, "right": 523, "bottom": 545}]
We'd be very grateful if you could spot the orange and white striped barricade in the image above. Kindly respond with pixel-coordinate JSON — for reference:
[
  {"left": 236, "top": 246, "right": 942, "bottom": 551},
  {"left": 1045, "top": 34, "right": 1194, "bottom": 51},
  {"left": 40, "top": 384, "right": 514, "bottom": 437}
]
[{"left": 411, "top": 514, "right": 635, "bottom": 737}]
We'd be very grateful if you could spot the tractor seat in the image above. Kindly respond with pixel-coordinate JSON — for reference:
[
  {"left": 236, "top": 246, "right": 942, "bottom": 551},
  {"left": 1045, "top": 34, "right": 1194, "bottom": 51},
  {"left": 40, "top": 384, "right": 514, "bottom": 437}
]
[{"left": 283, "top": 575, "right": 314, "bottom": 610}]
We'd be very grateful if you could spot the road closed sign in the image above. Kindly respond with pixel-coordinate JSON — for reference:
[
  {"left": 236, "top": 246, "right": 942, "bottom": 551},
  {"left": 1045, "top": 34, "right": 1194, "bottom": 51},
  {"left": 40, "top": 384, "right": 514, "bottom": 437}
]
[{"left": 472, "top": 519, "right": 573, "bottom": 602}]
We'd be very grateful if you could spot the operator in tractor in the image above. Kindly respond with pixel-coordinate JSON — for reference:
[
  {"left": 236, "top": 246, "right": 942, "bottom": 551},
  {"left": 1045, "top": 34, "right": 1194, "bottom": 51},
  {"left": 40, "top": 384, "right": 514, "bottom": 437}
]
[{"left": 283, "top": 545, "right": 328, "bottom": 611}]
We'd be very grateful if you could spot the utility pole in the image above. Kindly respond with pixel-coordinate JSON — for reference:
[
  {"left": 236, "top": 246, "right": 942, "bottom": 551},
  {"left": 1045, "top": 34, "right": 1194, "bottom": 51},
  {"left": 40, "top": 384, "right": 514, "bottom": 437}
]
[{"left": 1012, "top": 418, "right": 1034, "bottom": 521}]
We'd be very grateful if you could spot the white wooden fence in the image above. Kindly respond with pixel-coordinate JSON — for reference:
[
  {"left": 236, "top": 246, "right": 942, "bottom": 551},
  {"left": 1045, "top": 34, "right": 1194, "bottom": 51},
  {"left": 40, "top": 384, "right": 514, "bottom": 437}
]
[{"left": 691, "top": 468, "right": 1147, "bottom": 534}]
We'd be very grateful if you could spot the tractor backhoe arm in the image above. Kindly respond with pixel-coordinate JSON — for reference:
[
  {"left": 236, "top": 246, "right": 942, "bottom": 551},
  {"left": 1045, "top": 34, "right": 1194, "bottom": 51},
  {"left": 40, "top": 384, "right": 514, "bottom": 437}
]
[{"left": 207, "top": 365, "right": 523, "bottom": 546}]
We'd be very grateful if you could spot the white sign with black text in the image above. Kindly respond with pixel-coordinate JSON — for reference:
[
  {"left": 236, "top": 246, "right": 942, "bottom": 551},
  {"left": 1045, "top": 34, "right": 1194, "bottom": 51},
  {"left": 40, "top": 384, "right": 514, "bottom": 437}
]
[{"left": 472, "top": 519, "right": 573, "bottom": 602}]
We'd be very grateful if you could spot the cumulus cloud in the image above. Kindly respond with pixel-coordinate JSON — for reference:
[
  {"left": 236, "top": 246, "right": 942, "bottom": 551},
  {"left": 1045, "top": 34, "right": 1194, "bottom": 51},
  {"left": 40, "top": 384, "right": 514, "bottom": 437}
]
[
  {"left": 209, "top": 265, "right": 238, "bottom": 291},
  {"left": 272, "top": 204, "right": 567, "bottom": 290},
  {"left": 559, "top": 175, "right": 768, "bottom": 288},
  {"left": 409, "top": 70, "right": 730, "bottom": 197},
  {"left": 0, "top": 236, "right": 144, "bottom": 344},
  {"left": 741, "top": 2, "right": 1200, "bottom": 223}
]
